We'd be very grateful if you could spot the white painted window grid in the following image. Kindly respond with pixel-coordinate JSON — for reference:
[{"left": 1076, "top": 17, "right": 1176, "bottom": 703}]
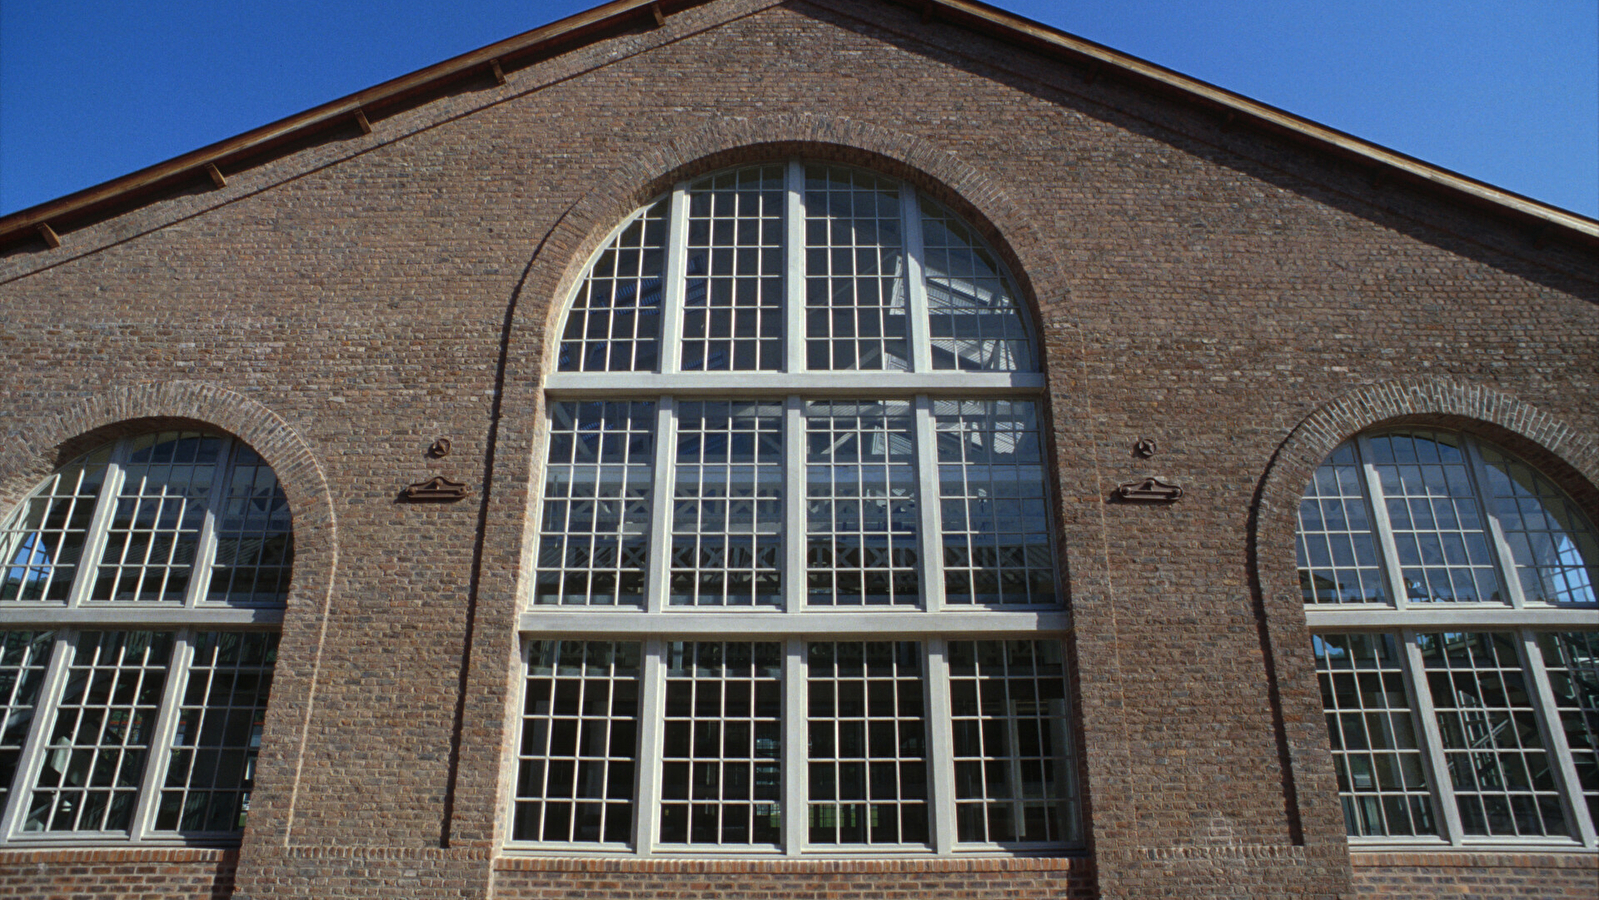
[
  {"left": 556, "top": 200, "right": 668, "bottom": 373},
  {"left": 532, "top": 401, "right": 656, "bottom": 608},
  {"left": 669, "top": 402, "right": 784, "bottom": 608},
  {"left": 511, "top": 640, "right": 642, "bottom": 846},
  {"left": 946, "top": 639, "right": 1079, "bottom": 846},
  {"left": 681, "top": 165, "right": 787, "bottom": 372},
  {"left": 657, "top": 641, "right": 783, "bottom": 846},
  {"left": 0, "top": 433, "right": 291, "bottom": 845},
  {"left": 509, "top": 638, "right": 1076, "bottom": 855},
  {"left": 550, "top": 160, "right": 1040, "bottom": 381},
  {"left": 1298, "top": 429, "right": 1598, "bottom": 850},
  {"left": 521, "top": 161, "right": 1072, "bottom": 856}
]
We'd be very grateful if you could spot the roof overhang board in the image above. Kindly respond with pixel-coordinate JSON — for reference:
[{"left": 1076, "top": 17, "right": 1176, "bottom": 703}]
[{"left": 1, "top": 0, "right": 1593, "bottom": 253}]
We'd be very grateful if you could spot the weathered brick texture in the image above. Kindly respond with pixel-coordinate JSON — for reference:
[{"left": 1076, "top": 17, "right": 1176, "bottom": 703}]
[
  {"left": 0, "top": 1, "right": 1594, "bottom": 898},
  {"left": 1350, "top": 853, "right": 1599, "bottom": 899},
  {"left": 0, "top": 849, "right": 236, "bottom": 899},
  {"left": 492, "top": 857, "right": 1095, "bottom": 900}
]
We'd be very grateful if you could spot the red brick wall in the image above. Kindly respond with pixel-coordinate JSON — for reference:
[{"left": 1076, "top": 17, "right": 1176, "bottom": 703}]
[
  {"left": 0, "top": 1, "right": 1594, "bottom": 898},
  {"left": 491, "top": 856, "right": 1095, "bottom": 899},
  {"left": 1351, "top": 852, "right": 1599, "bottom": 899},
  {"left": 0, "top": 849, "right": 236, "bottom": 900}
]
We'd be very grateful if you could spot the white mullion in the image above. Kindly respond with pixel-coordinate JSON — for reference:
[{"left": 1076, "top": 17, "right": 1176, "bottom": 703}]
[
  {"left": 1519, "top": 630, "right": 1597, "bottom": 846},
  {"left": 643, "top": 399, "right": 678, "bottom": 615},
  {"left": 1357, "top": 435, "right": 1409, "bottom": 612},
  {"left": 130, "top": 628, "right": 194, "bottom": 839},
  {"left": 183, "top": 439, "right": 235, "bottom": 609},
  {"left": 507, "top": 640, "right": 532, "bottom": 842},
  {"left": 784, "top": 159, "right": 807, "bottom": 374},
  {"left": 900, "top": 186, "right": 933, "bottom": 374},
  {"left": 924, "top": 639, "right": 957, "bottom": 853},
  {"left": 1401, "top": 628, "right": 1464, "bottom": 844},
  {"left": 633, "top": 639, "right": 667, "bottom": 851},
  {"left": 781, "top": 638, "right": 807, "bottom": 856},
  {"left": 912, "top": 396, "right": 945, "bottom": 612},
  {"left": 1463, "top": 439, "right": 1526, "bottom": 610},
  {"left": 659, "top": 183, "right": 690, "bottom": 375},
  {"left": 67, "top": 450, "right": 128, "bottom": 609},
  {"left": 0, "top": 631, "right": 76, "bottom": 838},
  {"left": 783, "top": 398, "right": 807, "bottom": 614}
]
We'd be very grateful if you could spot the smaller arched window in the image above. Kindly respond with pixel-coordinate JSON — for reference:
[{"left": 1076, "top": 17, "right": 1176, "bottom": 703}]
[
  {"left": 1295, "top": 428, "right": 1598, "bottom": 848},
  {"left": 0, "top": 431, "right": 291, "bottom": 843}
]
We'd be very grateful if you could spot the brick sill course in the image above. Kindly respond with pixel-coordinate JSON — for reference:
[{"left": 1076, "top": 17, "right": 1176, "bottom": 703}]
[
  {"left": 494, "top": 855, "right": 1087, "bottom": 874},
  {"left": 1350, "top": 850, "right": 1597, "bottom": 870},
  {"left": 0, "top": 846, "right": 237, "bottom": 864}
]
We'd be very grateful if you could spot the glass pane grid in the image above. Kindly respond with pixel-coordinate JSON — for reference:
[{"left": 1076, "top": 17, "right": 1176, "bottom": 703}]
[
  {"left": 92, "top": 432, "right": 224, "bottom": 604},
  {"left": 1479, "top": 446, "right": 1598, "bottom": 606},
  {"left": 1312, "top": 633, "right": 1435, "bottom": 837},
  {"left": 682, "top": 166, "right": 785, "bottom": 372},
  {"left": 920, "top": 200, "right": 1032, "bottom": 372},
  {"left": 806, "top": 642, "right": 929, "bottom": 847},
  {"left": 1, "top": 448, "right": 111, "bottom": 603},
  {"left": 1369, "top": 431, "right": 1503, "bottom": 604},
  {"left": 805, "top": 401, "right": 918, "bottom": 607},
  {"left": 669, "top": 402, "right": 783, "bottom": 607},
  {"left": 156, "top": 632, "right": 277, "bottom": 833},
  {"left": 513, "top": 641, "right": 641, "bottom": 845},
  {"left": 804, "top": 165, "right": 909, "bottom": 371},
  {"left": 1, "top": 631, "right": 55, "bottom": 812},
  {"left": 659, "top": 642, "right": 782, "bottom": 846},
  {"left": 947, "top": 641, "right": 1076, "bottom": 845},
  {"left": 558, "top": 202, "right": 667, "bottom": 372},
  {"left": 1296, "top": 443, "right": 1386, "bottom": 604},
  {"left": 534, "top": 402, "right": 655, "bottom": 607},
  {"left": 1420, "top": 631, "right": 1566, "bottom": 838},
  {"left": 935, "top": 400, "right": 1056, "bottom": 606},
  {"left": 206, "top": 447, "right": 293, "bottom": 606},
  {"left": 1536, "top": 632, "right": 1599, "bottom": 827},
  {"left": 26, "top": 631, "right": 174, "bottom": 834}
]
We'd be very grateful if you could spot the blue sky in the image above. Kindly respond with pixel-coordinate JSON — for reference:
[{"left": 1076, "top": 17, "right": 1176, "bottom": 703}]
[{"left": 2, "top": 0, "right": 1595, "bottom": 217}]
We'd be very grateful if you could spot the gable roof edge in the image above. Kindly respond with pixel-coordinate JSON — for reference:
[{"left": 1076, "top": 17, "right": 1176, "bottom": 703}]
[{"left": 1, "top": 0, "right": 1593, "bottom": 253}]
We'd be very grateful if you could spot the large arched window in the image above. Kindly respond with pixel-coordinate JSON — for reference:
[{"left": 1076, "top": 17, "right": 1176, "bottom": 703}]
[
  {"left": 512, "top": 161, "right": 1077, "bottom": 855},
  {"left": 1296, "top": 428, "right": 1598, "bottom": 848},
  {"left": 0, "top": 430, "right": 291, "bottom": 843}
]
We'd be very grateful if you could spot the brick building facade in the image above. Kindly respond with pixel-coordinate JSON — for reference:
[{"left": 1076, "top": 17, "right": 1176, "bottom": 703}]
[{"left": 0, "top": 2, "right": 1594, "bottom": 898}]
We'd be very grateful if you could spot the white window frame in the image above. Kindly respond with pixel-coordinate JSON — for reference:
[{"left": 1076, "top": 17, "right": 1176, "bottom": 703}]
[
  {"left": 514, "top": 159, "right": 1078, "bottom": 856},
  {"left": 1301, "top": 429, "right": 1599, "bottom": 851},
  {"left": 0, "top": 432, "right": 287, "bottom": 846}
]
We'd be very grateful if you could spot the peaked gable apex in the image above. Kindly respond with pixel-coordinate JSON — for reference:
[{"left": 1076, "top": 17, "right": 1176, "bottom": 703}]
[{"left": 1, "top": 0, "right": 1594, "bottom": 258}]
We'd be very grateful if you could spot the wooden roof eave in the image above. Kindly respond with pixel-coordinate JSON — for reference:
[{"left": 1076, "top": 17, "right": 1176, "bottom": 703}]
[
  {"left": 0, "top": 0, "right": 684, "bottom": 249},
  {"left": 902, "top": 0, "right": 1599, "bottom": 249}
]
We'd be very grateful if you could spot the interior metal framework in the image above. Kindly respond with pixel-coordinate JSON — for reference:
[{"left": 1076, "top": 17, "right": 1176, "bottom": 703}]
[
  {"left": 1298, "top": 428, "right": 1599, "bottom": 850},
  {"left": 514, "top": 160, "right": 1079, "bottom": 856}
]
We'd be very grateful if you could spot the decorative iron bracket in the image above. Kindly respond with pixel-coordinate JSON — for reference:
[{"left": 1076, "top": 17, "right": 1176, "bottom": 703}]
[
  {"left": 402, "top": 475, "right": 470, "bottom": 501},
  {"left": 1113, "top": 476, "right": 1183, "bottom": 503}
]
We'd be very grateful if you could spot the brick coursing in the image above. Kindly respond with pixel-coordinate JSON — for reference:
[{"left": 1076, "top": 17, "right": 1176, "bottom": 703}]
[
  {"left": 492, "top": 857, "right": 1096, "bottom": 900},
  {"left": 0, "top": 849, "right": 237, "bottom": 899},
  {"left": 0, "top": 1, "right": 1594, "bottom": 898},
  {"left": 1349, "top": 853, "right": 1599, "bottom": 899}
]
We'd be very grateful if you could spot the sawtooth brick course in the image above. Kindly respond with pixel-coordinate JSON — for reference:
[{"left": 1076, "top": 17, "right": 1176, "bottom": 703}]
[{"left": 0, "top": 1, "right": 1593, "bottom": 898}]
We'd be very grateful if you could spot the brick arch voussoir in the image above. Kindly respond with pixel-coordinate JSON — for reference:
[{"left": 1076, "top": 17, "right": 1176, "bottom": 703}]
[
  {"left": 1254, "top": 376, "right": 1599, "bottom": 605},
  {"left": 508, "top": 113, "right": 1072, "bottom": 376},
  {"left": 2, "top": 381, "right": 336, "bottom": 584}
]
